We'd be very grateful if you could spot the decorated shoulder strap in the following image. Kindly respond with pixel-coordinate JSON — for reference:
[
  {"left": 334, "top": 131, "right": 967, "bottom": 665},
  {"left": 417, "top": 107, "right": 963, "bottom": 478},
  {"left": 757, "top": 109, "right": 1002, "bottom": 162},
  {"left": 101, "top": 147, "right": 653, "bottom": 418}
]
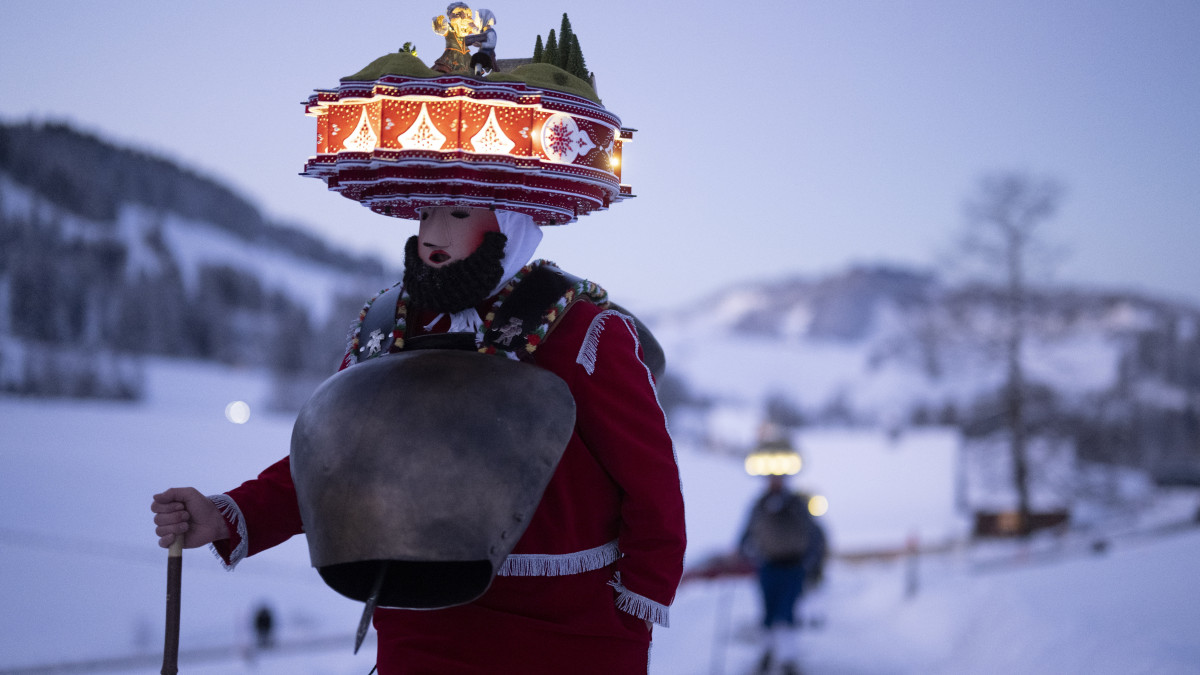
[
  {"left": 348, "top": 283, "right": 403, "bottom": 363},
  {"left": 347, "top": 261, "right": 610, "bottom": 364},
  {"left": 481, "top": 263, "right": 608, "bottom": 360}
]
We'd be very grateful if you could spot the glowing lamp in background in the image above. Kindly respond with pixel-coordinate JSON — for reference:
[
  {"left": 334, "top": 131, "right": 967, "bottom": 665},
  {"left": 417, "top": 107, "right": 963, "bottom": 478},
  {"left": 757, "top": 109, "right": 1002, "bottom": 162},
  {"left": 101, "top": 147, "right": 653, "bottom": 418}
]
[
  {"left": 807, "top": 494, "right": 829, "bottom": 517},
  {"left": 744, "top": 437, "right": 802, "bottom": 477}
]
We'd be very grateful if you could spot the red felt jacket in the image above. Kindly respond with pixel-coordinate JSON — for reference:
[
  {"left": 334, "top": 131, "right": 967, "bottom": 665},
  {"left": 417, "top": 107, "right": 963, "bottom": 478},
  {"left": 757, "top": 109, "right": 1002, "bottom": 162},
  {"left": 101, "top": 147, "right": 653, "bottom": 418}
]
[{"left": 212, "top": 292, "right": 686, "bottom": 674}]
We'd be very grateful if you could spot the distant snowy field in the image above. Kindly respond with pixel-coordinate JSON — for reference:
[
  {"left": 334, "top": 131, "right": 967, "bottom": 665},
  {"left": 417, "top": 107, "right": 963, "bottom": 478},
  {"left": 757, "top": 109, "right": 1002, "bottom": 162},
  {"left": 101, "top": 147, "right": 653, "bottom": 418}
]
[{"left": 2, "top": 359, "right": 1198, "bottom": 674}]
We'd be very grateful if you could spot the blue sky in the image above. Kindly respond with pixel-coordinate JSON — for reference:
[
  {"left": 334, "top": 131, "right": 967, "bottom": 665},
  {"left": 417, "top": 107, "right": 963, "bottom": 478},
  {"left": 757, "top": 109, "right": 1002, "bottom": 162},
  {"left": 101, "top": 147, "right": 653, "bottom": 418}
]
[{"left": 2, "top": 1, "right": 1198, "bottom": 311}]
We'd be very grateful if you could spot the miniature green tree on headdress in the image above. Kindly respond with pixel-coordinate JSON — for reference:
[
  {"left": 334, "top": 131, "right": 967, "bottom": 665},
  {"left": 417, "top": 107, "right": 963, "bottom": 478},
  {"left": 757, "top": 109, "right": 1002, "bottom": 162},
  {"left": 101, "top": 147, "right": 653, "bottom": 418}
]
[
  {"left": 567, "top": 32, "right": 587, "bottom": 79},
  {"left": 544, "top": 29, "right": 559, "bottom": 66},
  {"left": 531, "top": 14, "right": 590, "bottom": 81},
  {"left": 557, "top": 14, "right": 574, "bottom": 69}
]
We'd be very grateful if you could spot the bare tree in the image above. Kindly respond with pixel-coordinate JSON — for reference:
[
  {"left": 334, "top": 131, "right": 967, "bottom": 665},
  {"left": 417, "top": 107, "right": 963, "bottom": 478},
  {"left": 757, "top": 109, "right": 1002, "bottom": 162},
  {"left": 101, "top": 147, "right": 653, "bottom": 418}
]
[{"left": 960, "top": 171, "right": 1065, "bottom": 536}]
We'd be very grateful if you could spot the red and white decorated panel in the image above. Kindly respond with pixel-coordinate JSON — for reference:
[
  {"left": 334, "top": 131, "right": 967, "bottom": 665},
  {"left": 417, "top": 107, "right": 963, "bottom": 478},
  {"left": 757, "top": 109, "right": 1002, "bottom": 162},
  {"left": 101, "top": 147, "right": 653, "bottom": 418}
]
[{"left": 302, "top": 75, "right": 634, "bottom": 225}]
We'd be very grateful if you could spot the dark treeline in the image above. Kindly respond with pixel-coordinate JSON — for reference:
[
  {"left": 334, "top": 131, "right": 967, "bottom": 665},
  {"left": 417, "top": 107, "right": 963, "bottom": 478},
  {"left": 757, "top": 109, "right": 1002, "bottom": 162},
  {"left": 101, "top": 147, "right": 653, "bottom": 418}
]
[
  {"left": 0, "top": 121, "right": 389, "bottom": 405},
  {"left": 0, "top": 121, "right": 382, "bottom": 272}
]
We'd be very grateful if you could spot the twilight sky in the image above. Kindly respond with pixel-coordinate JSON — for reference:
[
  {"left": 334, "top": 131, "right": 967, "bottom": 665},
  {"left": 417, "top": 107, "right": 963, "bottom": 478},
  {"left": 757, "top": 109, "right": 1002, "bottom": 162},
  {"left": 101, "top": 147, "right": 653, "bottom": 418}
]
[{"left": 2, "top": 1, "right": 1198, "bottom": 311}]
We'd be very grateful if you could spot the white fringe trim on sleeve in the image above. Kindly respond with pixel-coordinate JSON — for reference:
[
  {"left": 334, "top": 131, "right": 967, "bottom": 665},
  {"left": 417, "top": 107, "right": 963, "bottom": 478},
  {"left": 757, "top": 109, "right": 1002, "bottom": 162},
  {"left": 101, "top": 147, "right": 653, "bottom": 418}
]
[
  {"left": 608, "top": 572, "right": 671, "bottom": 627},
  {"left": 207, "top": 493, "right": 248, "bottom": 571},
  {"left": 576, "top": 309, "right": 630, "bottom": 375},
  {"left": 497, "top": 539, "right": 621, "bottom": 577}
]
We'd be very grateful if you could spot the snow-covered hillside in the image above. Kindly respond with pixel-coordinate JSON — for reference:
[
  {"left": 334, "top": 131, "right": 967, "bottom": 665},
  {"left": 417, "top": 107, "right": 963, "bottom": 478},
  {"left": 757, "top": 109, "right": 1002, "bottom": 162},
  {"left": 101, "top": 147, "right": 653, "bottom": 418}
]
[
  {"left": 2, "top": 360, "right": 1198, "bottom": 674},
  {"left": 4, "top": 121, "right": 1196, "bottom": 483},
  {"left": 652, "top": 266, "right": 1200, "bottom": 484},
  {"left": 0, "top": 156, "right": 392, "bottom": 399},
  {"left": 0, "top": 174, "right": 377, "bottom": 325},
  {"left": 656, "top": 268, "right": 1148, "bottom": 424}
]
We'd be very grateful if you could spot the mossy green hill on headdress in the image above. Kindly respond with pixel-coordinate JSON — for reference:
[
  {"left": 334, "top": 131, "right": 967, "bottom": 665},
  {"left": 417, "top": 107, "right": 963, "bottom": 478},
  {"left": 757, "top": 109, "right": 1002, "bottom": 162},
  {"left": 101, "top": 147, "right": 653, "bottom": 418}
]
[
  {"left": 343, "top": 52, "right": 440, "bottom": 80},
  {"left": 343, "top": 53, "right": 600, "bottom": 104}
]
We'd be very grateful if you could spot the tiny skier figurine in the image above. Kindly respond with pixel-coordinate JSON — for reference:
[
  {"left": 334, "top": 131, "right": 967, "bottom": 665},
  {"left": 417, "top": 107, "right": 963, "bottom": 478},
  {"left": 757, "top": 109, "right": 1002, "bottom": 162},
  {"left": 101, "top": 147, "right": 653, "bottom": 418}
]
[
  {"left": 465, "top": 8, "right": 497, "bottom": 76},
  {"left": 431, "top": 2, "right": 475, "bottom": 73}
]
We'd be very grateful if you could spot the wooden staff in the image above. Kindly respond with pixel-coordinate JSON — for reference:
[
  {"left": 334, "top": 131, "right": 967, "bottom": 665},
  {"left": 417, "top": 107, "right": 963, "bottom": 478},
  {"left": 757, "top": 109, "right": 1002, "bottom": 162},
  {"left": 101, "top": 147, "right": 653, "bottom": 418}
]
[
  {"left": 355, "top": 563, "right": 387, "bottom": 654},
  {"left": 162, "top": 538, "right": 183, "bottom": 675}
]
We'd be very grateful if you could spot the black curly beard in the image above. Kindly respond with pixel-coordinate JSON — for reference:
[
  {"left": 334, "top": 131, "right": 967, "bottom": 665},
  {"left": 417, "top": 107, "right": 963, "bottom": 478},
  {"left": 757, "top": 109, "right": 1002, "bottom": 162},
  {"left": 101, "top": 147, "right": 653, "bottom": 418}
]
[{"left": 402, "top": 231, "right": 508, "bottom": 314}]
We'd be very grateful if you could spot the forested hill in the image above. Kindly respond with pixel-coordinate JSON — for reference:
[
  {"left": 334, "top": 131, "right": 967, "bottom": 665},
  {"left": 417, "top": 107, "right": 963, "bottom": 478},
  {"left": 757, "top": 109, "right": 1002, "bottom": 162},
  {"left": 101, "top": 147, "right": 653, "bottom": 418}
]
[
  {"left": 0, "top": 121, "right": 376, "bottom": 271},
  {"left": 0, "top": 120, "right": 392, "bottom": 402}
]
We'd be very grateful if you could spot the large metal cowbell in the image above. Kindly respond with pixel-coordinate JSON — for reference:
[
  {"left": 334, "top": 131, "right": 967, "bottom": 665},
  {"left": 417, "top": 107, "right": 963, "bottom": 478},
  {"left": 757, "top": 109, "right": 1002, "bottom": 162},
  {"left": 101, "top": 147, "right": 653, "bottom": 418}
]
[{"left": 290, "top": 349, "right": 576, "bottom": 609}]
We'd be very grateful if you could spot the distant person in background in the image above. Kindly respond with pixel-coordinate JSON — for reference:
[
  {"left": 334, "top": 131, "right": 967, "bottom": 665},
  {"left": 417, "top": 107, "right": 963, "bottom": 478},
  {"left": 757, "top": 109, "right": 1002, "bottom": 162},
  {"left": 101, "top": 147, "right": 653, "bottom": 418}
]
[
  {"left": 253, "top": 603, "right": 275, "bottom": 650},
  {"left": 740, "top": 475, "right": 827, "bottom": 675}
]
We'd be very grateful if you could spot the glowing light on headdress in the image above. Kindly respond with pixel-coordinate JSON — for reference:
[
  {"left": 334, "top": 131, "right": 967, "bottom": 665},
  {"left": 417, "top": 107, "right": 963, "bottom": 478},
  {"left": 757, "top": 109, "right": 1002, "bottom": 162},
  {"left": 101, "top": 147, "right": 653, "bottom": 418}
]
[{"left": 302, "top": 67, "right": 635, "bottom": 226}]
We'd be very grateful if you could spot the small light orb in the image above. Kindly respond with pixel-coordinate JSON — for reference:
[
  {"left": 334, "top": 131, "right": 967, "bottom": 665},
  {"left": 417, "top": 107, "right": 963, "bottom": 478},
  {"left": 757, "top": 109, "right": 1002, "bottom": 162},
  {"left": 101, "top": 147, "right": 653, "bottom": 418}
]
[
  {"left": 808, "top": 495, "right": 829, "bottom": 517},
  {"left": 225, "top": 401, "right": 251, "bottom": 425}
]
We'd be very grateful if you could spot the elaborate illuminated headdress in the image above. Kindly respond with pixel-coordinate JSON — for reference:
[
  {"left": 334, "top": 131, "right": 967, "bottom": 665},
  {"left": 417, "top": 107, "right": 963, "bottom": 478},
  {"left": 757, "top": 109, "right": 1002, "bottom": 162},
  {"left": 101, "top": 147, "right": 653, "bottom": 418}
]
[{"left": 302, "top": 49, "right": 634, "bottom": 226}]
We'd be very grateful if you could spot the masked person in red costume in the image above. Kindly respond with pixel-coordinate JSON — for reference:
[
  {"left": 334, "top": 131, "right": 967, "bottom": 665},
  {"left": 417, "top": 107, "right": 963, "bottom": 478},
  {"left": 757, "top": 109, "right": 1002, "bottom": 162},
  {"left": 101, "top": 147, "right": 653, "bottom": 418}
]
[
  {"left": 152, "top": 198, "right": 685, "bottom": 673},
  {"left": 153, "top": 10, "right": 684, "bottom": 669}
]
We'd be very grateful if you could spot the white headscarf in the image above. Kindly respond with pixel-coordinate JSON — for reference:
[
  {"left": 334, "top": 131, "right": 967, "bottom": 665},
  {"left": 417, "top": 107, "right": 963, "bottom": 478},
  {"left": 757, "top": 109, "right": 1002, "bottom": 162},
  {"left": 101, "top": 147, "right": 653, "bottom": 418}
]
[
  {"left": 491, "top": 209, "right": 542, "bottom": 296},
  {"left": 476, "top": 8, "right": 496, "bottom": 30},
  {"left": 429, "top": 209, "right": 543, "bottom": 333}
]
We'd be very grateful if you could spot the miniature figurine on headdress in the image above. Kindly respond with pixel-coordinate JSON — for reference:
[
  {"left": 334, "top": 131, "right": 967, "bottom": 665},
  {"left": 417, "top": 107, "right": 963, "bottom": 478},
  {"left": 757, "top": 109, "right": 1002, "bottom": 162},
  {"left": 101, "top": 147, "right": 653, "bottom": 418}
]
[
  {"left": 465, "top": 8, "right": 497, "bottom": 76},
  {"left": 431, "top": 2, "right": 476, "bottom": 73}
]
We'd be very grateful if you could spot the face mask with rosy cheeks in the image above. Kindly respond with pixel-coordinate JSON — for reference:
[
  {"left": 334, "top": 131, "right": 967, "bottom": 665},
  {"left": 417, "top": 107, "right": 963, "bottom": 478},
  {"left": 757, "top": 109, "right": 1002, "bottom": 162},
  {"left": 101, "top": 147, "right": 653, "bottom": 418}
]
[
  {"left": 402, "top": 208, "right": 542, "bottom": 328},
  {"left": 417, "top": 207, "right": 502, "bottom": 267},
  {"left": 403, "top": 231, "right": 507, "bottom": 314}
]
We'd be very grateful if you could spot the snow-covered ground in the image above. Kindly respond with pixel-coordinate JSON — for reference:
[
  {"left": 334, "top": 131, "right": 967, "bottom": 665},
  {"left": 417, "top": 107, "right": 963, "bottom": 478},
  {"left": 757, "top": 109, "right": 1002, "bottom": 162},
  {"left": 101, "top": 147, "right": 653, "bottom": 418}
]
[{"left": 1, "top": 359, "right": 1198, "bottom": 674}]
